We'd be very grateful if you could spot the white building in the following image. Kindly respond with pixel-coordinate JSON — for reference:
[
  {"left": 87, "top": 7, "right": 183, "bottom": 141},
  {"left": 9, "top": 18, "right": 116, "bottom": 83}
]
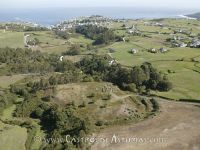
[
  {"left": 131, "top": 49, "right": 138, "bottom": 54},
  {"left": 179, "top": 43, "right": 187, "bottom": 48},
  {"left": 160, "top": 47, "right": 168, "bottom": 53},
  {"left": 59, "top": 56, "right": 64, "bottom": 61}
]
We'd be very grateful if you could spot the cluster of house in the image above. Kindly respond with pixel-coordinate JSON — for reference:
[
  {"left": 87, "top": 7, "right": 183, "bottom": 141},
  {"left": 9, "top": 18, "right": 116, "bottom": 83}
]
[
  {"left": 148, "top": 47, "right": 168, "bottom": 53},
  {"left": 0, "top": 21, "right": 40, "bottom": 32},
  {"left": 190, "top": 39, "right": 200, "bottom": 48},
  {"left": 52, "top": 16, "right": 115, "bottom": 31},
  {"left": 173, "top": 29, "right": 193, "bottom": 36},
  {"left": 130, "top": 47, "right": 168, "bottom": 54},
  {"left": 171, "top": 35, "right": 200, "bottom": 48},
  {"left": 124, "top": 24, "right": 140, "bottom": 35},
  {"left": 144, "top": 22, "right": 164, "bottom": 27}
]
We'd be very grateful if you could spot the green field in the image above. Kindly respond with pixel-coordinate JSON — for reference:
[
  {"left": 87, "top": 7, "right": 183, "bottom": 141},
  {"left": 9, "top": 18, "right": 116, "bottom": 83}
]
[
  {"left": 0, "top": 122, "right": 27, "bottom": 150},
  {"left": 0, "top": 99, "right": 27, "bottom": 150},
  {"left": 101, "top": 19, "right": 200, "bottom": 101},
  {"left": 107, "top": 45, "right": 200, "bottom": 100},
  {"left": 26, "top": 31, "right": 93, "bottom": 54},
  {"left": 0, "top": 18, "right": 200, "bottom": 102},
  {"left": 0, "top": 30, "right": 24, "bottom": 48},
  {"left": 0, "top": 18, "right": 199, "bottom": 150},
  {"left": 0, "top": 97, "right": 44, "bottom": 150},
  {"left": 0, "top": 75, "right": 26, "bottom": 88}
]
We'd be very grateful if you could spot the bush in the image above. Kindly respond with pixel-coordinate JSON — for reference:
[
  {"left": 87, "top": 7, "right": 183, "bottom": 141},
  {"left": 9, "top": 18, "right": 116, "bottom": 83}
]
[
  {"left": 32, "top": 107, "right": 44, "bottom": 118},
  {"left": 127, "top": 83, "right": 137, "bottom": 92},
  {"left": 157, "top": 81, "right": 173, "bottom": 91},
  {"left": 64, "top": 46, "right": 81, "bottom": 56},
  {"left": 95, "top": 120, "right": 104, "bottom": 126},
  {"left": 102, "top": 94, "right": 111, "bottom": 100},
  {"left": 150, "top": 98, "right": 159, "bottom": 111},
  {"left": 83, "top": 76, "right": 93, "bottom": 82},
  {"left": 79, "top": 101, "right": 86, "bottom": 108},
  {"left": 87, "top": 93, "right": 95, "bottom": 98}
]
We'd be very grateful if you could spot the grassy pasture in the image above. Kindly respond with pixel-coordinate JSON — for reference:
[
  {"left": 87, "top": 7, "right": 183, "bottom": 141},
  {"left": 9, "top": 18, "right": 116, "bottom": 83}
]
[
  {"left": 0, "top": 122, "right": 27, "bottom": 150},
  {"left": 152, "top": 70, "right": 200, "bottom": 100},
  {"left": 108, "top": 43, "right": 200, "bottom": 100},
  {"left": 112, "top": 47, "right": 200, "bottom": 66},
  {"left": 0, "top": 75, "right": 25, "bottom": 88},
  {"left": 68, "top": 34, "right": 94, "bottom": 45},
  {"left": 151, "top": 61, "right": 200, "bottom": 100},
  {"left": 26, "top": 31, "right": 93, "bottom": 54},
  {"left": 0, "top": 97, "right": 27, "bottom": 150},
  {"left": 0, "top": 30, "right": 24, "bottom": 48},
  {"left": 26, "top": 31, "right": 69, "bottom": 54},
  {"left": 98, "top": 19, "right": 200, "bottom": 101}
]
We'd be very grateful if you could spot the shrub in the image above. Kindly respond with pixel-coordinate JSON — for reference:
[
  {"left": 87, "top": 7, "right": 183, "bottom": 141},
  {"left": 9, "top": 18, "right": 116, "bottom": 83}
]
[
  {"left": 64, "top": 48, "right": 81, "bottom": 56},
  {"left": 83, "top": 76, "right": 93, "bottom": 82},
  {"left": 157, "top": 81, "right": 173, "bottom": 91},
  {"left": 102, "top": 94, "right": 111, "bottom": 100},
  {"left": 32, "top": 107, "right": 44, "bottom": 118},
  {"left": 95, "top": 120, "right": 104, "bottom": 126},
  {"left": 150, "top": 98, "right": 159, "bottom": 111},
  {"left": 79, "top": 101, "right": 86, "bottom": 108},
  {"left": 127, "top": 83, "right": 137, "bottom": 92}
]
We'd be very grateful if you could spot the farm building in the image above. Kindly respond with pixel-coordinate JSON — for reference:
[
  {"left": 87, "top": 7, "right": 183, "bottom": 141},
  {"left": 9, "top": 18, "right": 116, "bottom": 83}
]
[
  {"left": 148, "top": 48, "right": 157, "bottom": 53},
  {"left": 130, "top": 49, "right": 138, "bottom": 54},
  {"left": 160, "top": 47, "right": 168, "bottom": 53},
  {"left": 179, "top": 43, "right": 187, "bottom": 48},
  {"left": 190, "top": 39, "right": 200, "bottom": 48}
]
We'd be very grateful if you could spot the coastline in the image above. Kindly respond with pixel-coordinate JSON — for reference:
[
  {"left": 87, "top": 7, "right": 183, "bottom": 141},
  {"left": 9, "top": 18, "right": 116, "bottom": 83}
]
[
  {"left": 0, "top": 7, "right": 197, "bottom": 26},
  {"left": 177, "top": 14, "right": 197, "bottom": 20}
]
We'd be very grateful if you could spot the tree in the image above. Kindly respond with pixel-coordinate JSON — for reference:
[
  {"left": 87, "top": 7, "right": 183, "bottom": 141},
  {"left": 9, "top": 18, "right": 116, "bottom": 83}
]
[
  {"left": 63, "top": 45, "right": 81, "bottom": 56},
  {"left": 55, "top": 30, "right": 70, "bottom": 39},
  {"left": 75, "top": 25, "right": 117, "bottom": 45},
  {"left": 32, "top": 107, "right": 44, "bottom": 118},
  {"left": 157, "top": 81, "right": 173, "bottom": 91},
  {"left": 131, "top": 66, "right": 147, "bottom": 86},
  {"left": 127, "top": 83, "right": 137, "bottom": 92}
]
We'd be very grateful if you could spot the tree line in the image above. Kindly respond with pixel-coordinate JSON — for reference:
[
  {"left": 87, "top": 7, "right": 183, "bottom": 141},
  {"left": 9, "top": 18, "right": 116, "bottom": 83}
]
[
  {"left": 77, "top": 55, "right": 172, "bottom": 92},
  {"left": 76, "top": 25, "right": 122, "bottom": 45}
]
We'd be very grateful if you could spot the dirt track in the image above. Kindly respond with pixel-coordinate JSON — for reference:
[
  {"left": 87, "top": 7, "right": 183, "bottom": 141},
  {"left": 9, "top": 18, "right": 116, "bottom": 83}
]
[{"left": 91, "top": 99, "right": 200, "bottom": 150}]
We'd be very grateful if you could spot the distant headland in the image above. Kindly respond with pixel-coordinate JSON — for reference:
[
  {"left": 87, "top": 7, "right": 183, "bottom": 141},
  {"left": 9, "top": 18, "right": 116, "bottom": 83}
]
[{"left": 186, "top": 12, "right": 200, "bottom": 19}]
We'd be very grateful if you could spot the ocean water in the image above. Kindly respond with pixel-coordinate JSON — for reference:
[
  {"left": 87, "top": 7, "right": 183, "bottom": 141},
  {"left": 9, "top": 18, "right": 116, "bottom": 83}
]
[{"left": 0, "top": 7, "right": 198, "bottom": 26}]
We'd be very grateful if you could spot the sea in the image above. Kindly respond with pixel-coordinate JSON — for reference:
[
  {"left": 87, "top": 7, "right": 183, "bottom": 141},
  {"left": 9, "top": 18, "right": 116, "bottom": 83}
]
[{"left": 0, "top": 7, "right": 199, "bottom": 26}]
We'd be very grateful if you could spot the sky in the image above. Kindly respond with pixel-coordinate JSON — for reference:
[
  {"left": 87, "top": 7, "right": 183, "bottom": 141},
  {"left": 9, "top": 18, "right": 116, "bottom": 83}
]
[{"left": 0, "top": 0, "right": 200, "bottom": 9}]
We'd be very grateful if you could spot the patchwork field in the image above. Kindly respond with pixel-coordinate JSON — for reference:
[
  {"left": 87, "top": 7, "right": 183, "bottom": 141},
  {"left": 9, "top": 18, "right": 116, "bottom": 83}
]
[
  {"left": 109, "top": 47, "right": 200, "bottom": 100},
  {"left": 26, "top": 31, "right": 93, "bottom": 54},
  {"left": 0, "top": 18, "right": 199, "bottom": 149},
  {"left": 96, "top": 19, "right": 200, "bottom": 101}
]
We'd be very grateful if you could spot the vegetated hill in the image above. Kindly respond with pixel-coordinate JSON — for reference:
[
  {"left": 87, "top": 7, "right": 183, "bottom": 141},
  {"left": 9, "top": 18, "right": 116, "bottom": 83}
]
[
  {"left": 53, "top": 82, "right": 158, "bottom": 127},
  {"left": 186, "top": 12, "right": 200, "bottom": 19}
]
